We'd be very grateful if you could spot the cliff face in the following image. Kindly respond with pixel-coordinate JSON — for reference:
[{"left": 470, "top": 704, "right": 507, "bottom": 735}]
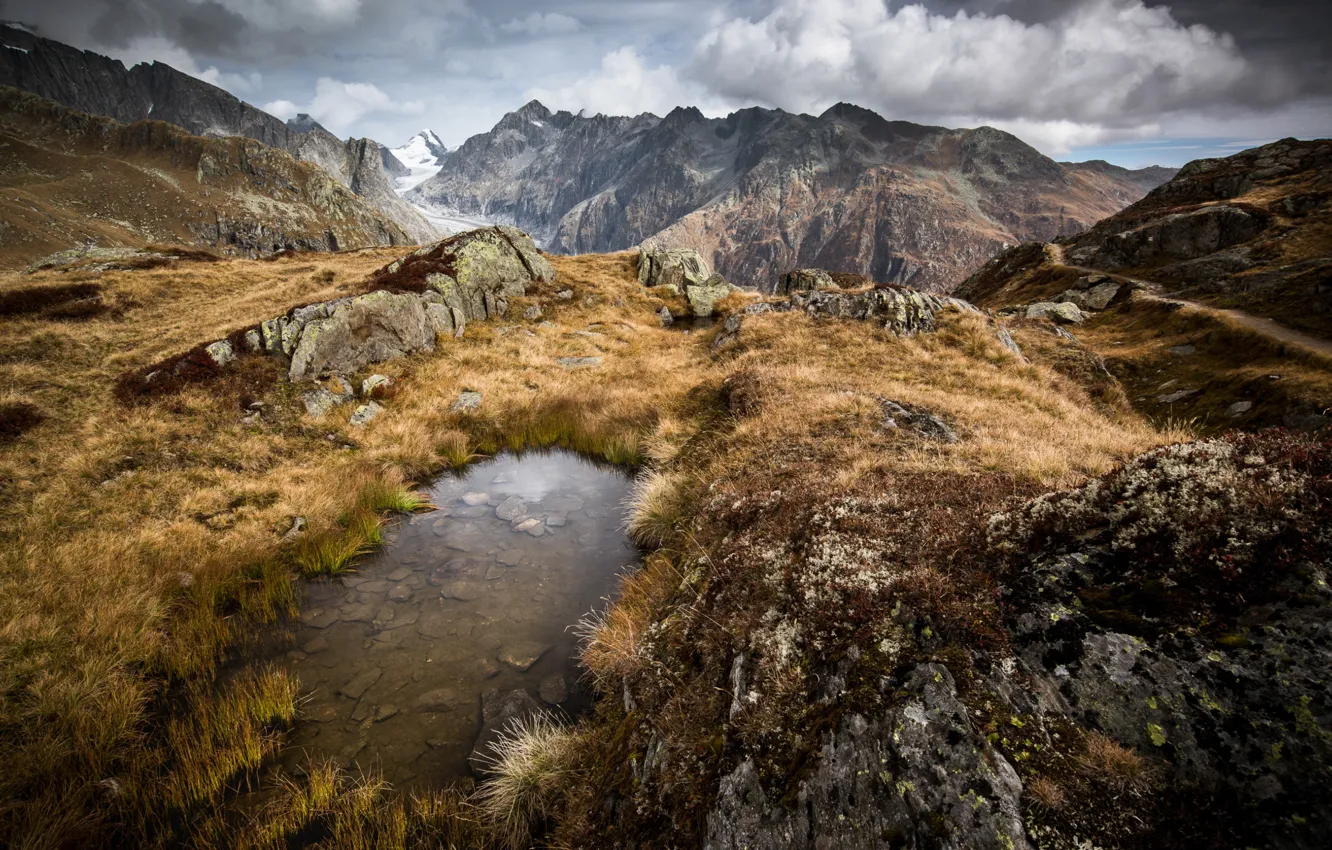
[
  {"left": 0, "top": 26, "right": 434, "bottom": 244},
  {"left": 0, "top": 86, "right": 409, "bottom": 268},
  {"left": 412, "top": 100, "right": 1174, "bottom": 293}
]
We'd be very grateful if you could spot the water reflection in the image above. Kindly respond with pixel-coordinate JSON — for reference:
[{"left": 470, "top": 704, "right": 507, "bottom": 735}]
[{"left": 276, "top": 451, "right": 637, "bottom": 788}]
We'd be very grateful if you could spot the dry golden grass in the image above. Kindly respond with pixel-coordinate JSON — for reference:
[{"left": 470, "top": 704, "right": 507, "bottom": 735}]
[{"left": 0, "top": 243, "right": 1181, "bottom": 845}]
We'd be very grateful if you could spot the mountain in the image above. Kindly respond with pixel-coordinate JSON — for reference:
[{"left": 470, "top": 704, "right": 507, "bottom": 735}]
[
  {"left": 0, "top": 25, "right": 435, "bottom": 243},
  {"left": 390, "top": 129, "right": 449, "bottom": 191},
  {"left": 410, "top": 100, "right": 1175, "bottom": 292},
  {"left": 960, "top": 138, "right": 1332, "bottom": 340},
  {"left": 0, "top": 86, "right": 410, "bottom": 267},
  {"left": 286, "top": 120, "right": 437, "bottom": 243}
]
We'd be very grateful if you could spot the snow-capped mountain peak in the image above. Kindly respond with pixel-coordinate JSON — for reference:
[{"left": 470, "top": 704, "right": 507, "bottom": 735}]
[
  {"left": 390, "top": 129, "right": 449, "bottom": 192},
  {"left": 391, "top": 132, "right": 446, "bottom": 190}
]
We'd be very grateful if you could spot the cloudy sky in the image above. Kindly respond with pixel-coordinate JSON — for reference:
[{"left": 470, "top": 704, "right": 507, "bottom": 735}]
[{"left": 2, "top": 0, "right": 1329, "bottom": 167}]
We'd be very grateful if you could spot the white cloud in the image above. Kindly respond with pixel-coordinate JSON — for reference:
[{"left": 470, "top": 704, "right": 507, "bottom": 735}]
[
  {"left": 676, "top": 0, "right": 1297, "bottom": 153},
  {"left": 266, "top": 77, "right": 424, "bottom": 135},
  {"left": 500, "top": 12, "right": 582, "bottom": 36},
  {"left": 525, "top": 46, "right": 723, "bottom": 119}
]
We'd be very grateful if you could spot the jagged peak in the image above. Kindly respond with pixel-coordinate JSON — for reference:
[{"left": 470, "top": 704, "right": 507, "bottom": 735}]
[{"left": 513, "top": 99, "right": 552, "bottom": 120}]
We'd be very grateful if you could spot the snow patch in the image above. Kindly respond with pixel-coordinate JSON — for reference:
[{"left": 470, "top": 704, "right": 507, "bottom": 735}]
[{"left": 4, "top": 44, "right": 29, "bottom": 53}]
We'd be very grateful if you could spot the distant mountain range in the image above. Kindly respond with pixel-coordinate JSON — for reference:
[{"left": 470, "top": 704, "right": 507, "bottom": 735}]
[
  {"left": 410, "top": 101, "right": 1176, "bottom": 292},
  {"left": 0, "top": 24, "right": 434, "bottom": 242},
  {"left": 1, "top": 23, "right": 1175, "bottom": 291}
]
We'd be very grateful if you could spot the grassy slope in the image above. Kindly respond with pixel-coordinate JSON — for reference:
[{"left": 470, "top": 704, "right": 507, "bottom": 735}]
[
  {"left": 958, "top": 249, "right": 1332, "bottom": 435},
  {"left": 0, "top": 248, "right": 1175, "bottom": 847}
]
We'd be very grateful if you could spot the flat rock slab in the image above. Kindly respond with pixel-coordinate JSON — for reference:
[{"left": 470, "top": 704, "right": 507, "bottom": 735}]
[
  {"left": 498, "top": 642, "right": 551, "bottom": 672},
  {"left": 544, "top": 494, "right": 585, "bottom": 513},
  {"left": 451, "top": 391, "right": 483, "bottom": 412},
  {"left": 495, "top": 496, "right": 528, "bottom": 521},
  {"left": 496, "top": 550, "right": 525, "bottom": 566},
  {"left": 301, "top": 636, "right": 331, "bottom": 654},
  {"left": 387, "top": 567, "right": 412, "bottom": 581},
  {"left": 302, "top": 609, "right": 340, "bottom": 629},
  {"left": 388, "top": 584, "right": 413, "bottom": 602},
  {"left": 413, "top": 687, "right": 463, "bottom": 712},
  {"left": 338, "top": 668, "right": 383, "bottom": 700}
]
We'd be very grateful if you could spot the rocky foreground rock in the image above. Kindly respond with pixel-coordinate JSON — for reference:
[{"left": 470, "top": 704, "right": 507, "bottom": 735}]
[{"left": 124, "top": 228, "right": 551, "bottom": 398}]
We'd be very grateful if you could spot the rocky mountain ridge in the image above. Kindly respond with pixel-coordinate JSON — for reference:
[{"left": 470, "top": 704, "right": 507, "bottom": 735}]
[
  {"left": 0, "top": 86, "right": 410, "bottom": 266},
  {"left": 411, "top": 100, "right": 1175, "bottom": 292},
  {"left": 0, "top": 25, "right": 434, "bottom": 242}
]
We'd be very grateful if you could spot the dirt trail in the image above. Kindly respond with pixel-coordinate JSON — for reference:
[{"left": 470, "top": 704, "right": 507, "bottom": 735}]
[{"left": 1046, "top": 244, "right": 1332, "bottom": 358}]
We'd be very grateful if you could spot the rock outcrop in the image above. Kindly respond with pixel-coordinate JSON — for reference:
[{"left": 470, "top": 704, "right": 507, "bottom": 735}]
[
  {"left": 371, "top": 226, "right": 554, "bottom": 322},
  {"left": 128, "top": 227, "right": 547, "bottom": 393},
  {"left": 637, "top": 248, "right": 710, "bottom": 290},
  {"left": 411, "top": 99, "right": 1174, "bottom": 293},
  {"left": 775, "top": 269, "right": 837, "bottom": 295}
]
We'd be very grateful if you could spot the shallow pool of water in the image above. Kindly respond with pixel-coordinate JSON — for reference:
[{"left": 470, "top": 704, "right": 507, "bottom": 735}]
[{"left": 275, "top": 451, "right": 637, "bottom": 788}]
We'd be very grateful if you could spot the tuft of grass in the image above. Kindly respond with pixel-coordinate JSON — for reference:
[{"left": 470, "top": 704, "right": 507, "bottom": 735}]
[
  {"left": 437, "top": 430, "right": 478, "bottom": 468},
  {"left": 1026, "top": 776, "right": 1067, "bottom": 810},
  {"left": 292, "top": 523, "right": 376, "bottom": 577},
  {"left": 358, "top": 480, "right": 435, "bottom": 514},
  {"left": 476, "top": 713, "right": 579, "bottom": 850},
  {"left": 1078, "top": 732, "right": 1153, "bottom": 795},
  {"left": 623, "top": 469, "right": 689, "bottom": 547}
]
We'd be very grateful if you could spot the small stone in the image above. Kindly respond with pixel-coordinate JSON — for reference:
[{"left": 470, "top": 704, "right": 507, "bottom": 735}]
[
  {"left": 484, "top": 564, "right": 507, "bottom": 581},
  {"left": 338, "top": 667, "right": 383, "bottom": 700},
  {"left": 302, "top": 389, "right": 346, "bottom": 417},
  {"left": 523, "top": 305, "right": 542, "bottom": 320},
  {"left": 451, "top": 391, "right": 483, "bottom": 412},
  {"left": 362, "top": 374, "right": 392, "bottom": 396},
  {"left": 375, "top": 704, "right": 399, "bottom": 722},
  {"left": 1169, "top": 344, "right": 1197, "bottom": 356},
  {"left": 556, "top": 289, "right": 573, "bottom": 300},
  {"left": 499, "top": 643, "right": 551, "bottom": 672},
  {"left": 545, "top": 514, "right": 567, "bottom": 528},
  {"left": 1026, "top": 301, "right": 1085, "bottom": 325},
  {"left": 495, "top": 496, "right": 528, "bottom": 522},
  {"left": 349, "top": 402, "right": 384, "bottom": 427},
  {"left": 539, "top": 675, "right": 569, "bottom": 705},
  {"left": 204, "top": 339, "right": 235, "bottom": 367},
  {"left": 1159, "top": 389, "right": 1201, "bottom": 404},
  {"left": 496, "top": 550, "right": 524, "bottom": 566},
  {"left": 1227, "top": 401, "right": 1254, "bottom": 417},
  {"left": 512, "top": 517, "right": 541, "bottom": 533},
  {"left": 302, "top": 636, "right": 330, "bottom": 654},
  {"left": 556, "top": 356, "right": 603, "bottom": 369},
  {"left": 659, "top": 306, "right": 674, "bottom": 326},
  {"left": 387, "top": 567, "right": 412, "bottom": 581},
  {"left": 477, "top": 658, "right": 501, "bottom": 680},
  {"left": 462, "top": 492, "right": 490, "bottom": 506},
  {"left": 243, "top": 329, "right": 262, "bottom": 352},
  {"left": 388, "top": 584, "right": 412, "bottom": 602}
]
